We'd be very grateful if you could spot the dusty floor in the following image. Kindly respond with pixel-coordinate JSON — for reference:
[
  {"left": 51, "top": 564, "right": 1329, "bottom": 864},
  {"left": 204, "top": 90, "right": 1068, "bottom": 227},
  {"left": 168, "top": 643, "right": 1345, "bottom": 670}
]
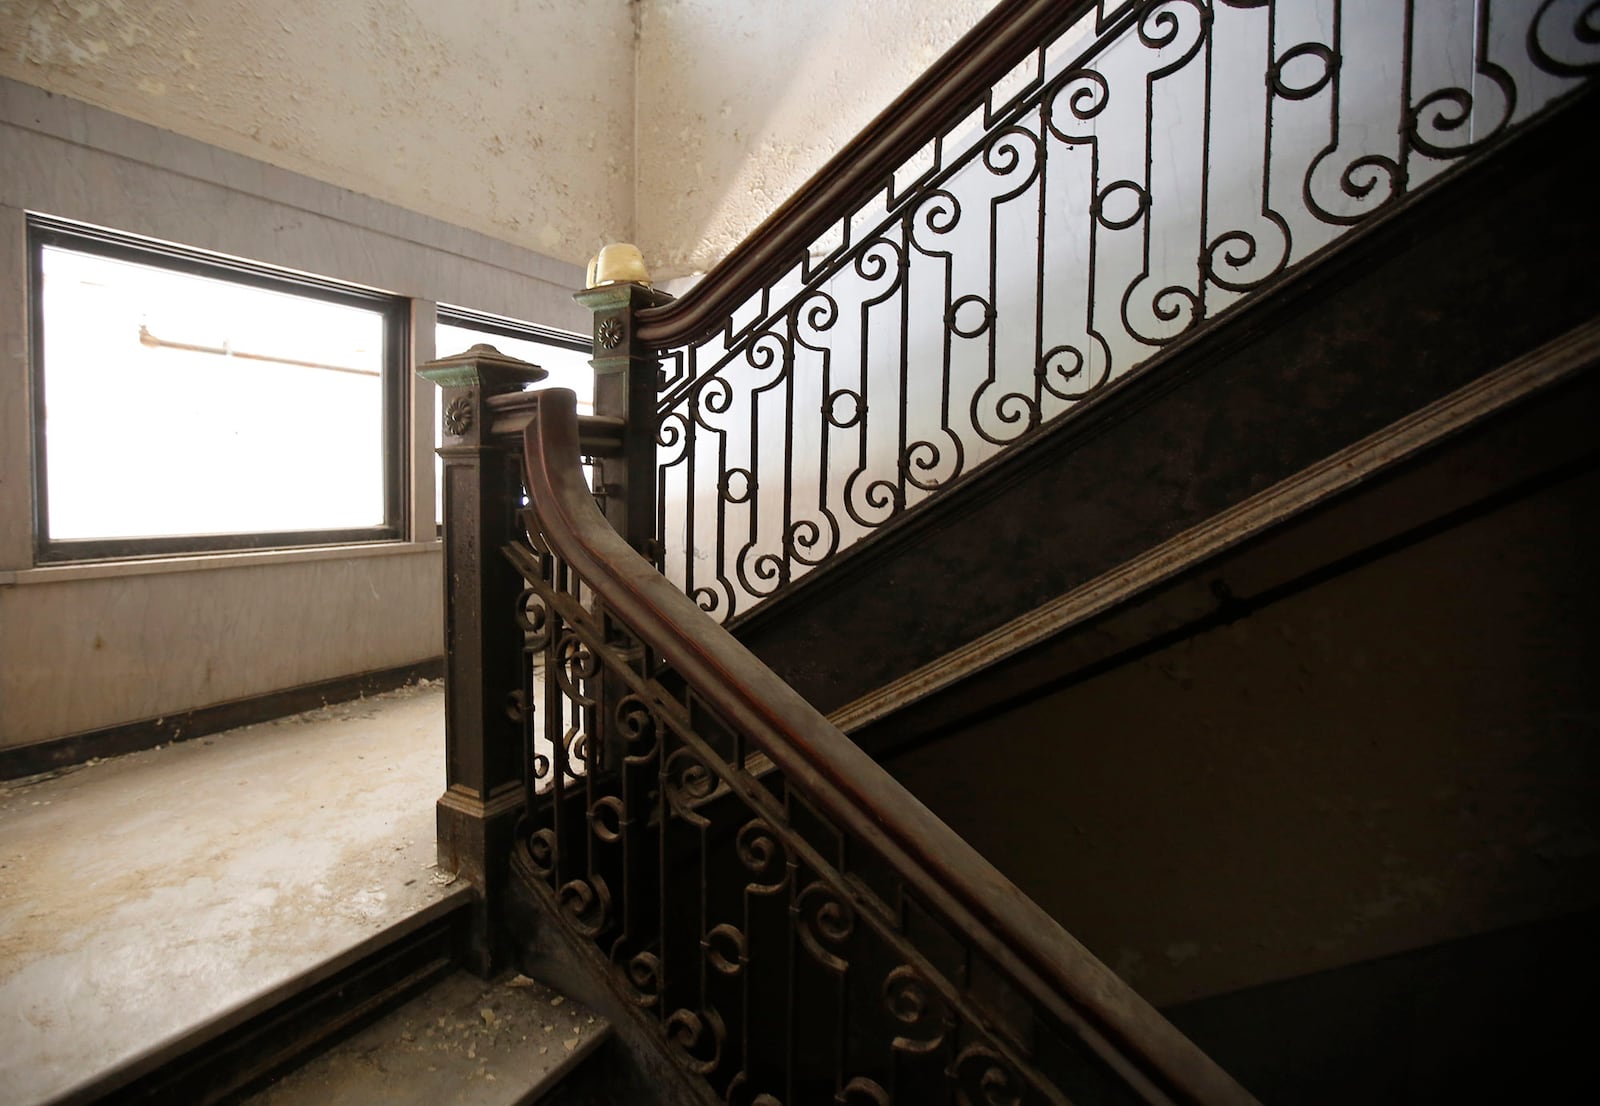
[
  {"left": 0, "top": 681, "right": 449, "bottom": 1106},
  {"left": 240, "top": 970, "right": 605, "bottom": 1106}
]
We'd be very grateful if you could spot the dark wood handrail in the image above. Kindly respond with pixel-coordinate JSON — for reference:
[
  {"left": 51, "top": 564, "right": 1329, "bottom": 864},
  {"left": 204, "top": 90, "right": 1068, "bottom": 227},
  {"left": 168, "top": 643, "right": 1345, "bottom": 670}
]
[
  {"left": 484, "top": 390, "right": 624, "bottom": 455},
  {"left": 522, "top": 388, "right": 1258, "bottom": 1106},
  {"left": 634, "top": 0, "right": 1099, "bottom": 347}
]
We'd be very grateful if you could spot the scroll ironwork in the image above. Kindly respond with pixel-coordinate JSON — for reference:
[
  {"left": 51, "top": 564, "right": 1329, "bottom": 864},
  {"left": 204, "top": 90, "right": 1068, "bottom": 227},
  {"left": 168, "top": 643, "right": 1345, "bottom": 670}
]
[
  {"left": 644, "top": 0, "right": 1596, "bottom": 622},
  {"left": 505, "top": 390, "right": 1257, "bottom": 1105}
]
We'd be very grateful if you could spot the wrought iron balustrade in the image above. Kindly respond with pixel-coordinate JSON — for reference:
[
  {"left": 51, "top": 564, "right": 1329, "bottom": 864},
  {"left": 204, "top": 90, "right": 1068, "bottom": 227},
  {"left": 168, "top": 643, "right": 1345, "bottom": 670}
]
[
  {"left": 505, "top": 388, "right": 1257, "bottom": 1105},
  {"left": 426, "top": 0, "right": 1598, "bottom": 1082},
  {"left": 633, "top": 0, "right": 1597, "bottom": 623}
]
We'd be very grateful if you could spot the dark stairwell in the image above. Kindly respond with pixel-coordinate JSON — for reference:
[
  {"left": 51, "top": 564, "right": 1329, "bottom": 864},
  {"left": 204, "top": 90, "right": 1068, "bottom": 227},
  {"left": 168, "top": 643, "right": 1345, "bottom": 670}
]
[{"left": 419, "top": 2, "right": 1599, "bottom": 1104}]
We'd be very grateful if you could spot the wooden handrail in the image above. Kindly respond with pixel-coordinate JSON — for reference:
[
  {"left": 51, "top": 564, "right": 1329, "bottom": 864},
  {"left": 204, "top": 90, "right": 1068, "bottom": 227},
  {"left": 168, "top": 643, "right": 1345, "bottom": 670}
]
[
  {"left": 521, "top": 388, "right": 1258, "bottom": 1106},
  {"left": 634, "top": 0, "right": 1098, "bottom": 347},
  {"left": 484, "top": 390, "right": 624, "bottom": 455}
]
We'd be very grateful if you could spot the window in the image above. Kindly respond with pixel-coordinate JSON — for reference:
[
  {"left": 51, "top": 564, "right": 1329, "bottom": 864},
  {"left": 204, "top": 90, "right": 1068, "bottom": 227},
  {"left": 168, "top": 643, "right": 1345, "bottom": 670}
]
[
  {"left": 28, "top": 216, "right": 409, "bottom": 561},
  {"left": 433, "top": 307, "right": 593, "bottom": 525}
]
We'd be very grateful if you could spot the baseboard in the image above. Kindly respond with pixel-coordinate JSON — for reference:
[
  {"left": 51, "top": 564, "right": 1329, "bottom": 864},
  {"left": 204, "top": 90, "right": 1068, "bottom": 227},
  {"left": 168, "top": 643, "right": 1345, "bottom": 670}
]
[{"left": 0, "top": 656, "right": 445, "bottom": 781}]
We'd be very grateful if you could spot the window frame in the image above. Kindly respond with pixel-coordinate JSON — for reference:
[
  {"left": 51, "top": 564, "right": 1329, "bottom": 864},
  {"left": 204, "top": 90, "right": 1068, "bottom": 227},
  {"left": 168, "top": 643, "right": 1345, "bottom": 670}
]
[
  {"left": 434, "top": 304, "right": 590, "bottom": 363},
  {"left": 432, "top": 306, "right": 592, "bottom": 532},
  {"left": 27, "top": 214, "right": 411, "bottom": 564}
]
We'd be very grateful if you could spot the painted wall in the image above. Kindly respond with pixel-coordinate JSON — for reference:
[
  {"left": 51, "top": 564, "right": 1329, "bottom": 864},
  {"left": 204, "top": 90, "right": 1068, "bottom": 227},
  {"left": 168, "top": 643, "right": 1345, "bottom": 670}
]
[
  {"left": 0, "top": 0, "right": 636, "bottom": 267},
  {"left": 635, "top": 0, "right": 1003, "bottom": 278},
  {"left": 0, "top": 78, "right": 588, "bottom": 749},
  {"left": 0, "top": 0, "right": 1017, "bottom": 747},
  {"left": 0, "top": 551, "right": 442, "bottom": 745},
  {"left": 0, "top": 0, "right": 1011, "bottom": 277},
  {"left": 887, "top": 471, "right": 1600, "bottom": 1008}
]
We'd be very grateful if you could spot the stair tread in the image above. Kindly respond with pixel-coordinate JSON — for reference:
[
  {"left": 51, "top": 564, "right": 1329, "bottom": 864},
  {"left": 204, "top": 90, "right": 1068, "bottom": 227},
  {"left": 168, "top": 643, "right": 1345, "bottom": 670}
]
[{"left": 241, "top": 969, "right": 609, "bottom": 1106}]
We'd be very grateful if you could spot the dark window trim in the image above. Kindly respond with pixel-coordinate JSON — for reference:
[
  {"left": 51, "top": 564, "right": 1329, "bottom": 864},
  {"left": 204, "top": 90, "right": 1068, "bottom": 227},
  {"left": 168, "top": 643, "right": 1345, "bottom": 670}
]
[
  {"left": 434, "top": 304, "right": 589, "bottom": 355},
  {"left": 28, "top": 214, "right": 411, "bottom": 564},
  {"left": 431, "top": 307, "right": 590, "bottom": 535}
]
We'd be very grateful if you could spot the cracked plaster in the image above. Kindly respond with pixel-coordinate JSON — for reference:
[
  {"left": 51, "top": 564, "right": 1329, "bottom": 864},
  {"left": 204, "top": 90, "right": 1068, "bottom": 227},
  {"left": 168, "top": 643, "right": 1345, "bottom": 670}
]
[
  {"left": 0, "top": 0, "right": 636, "bottom": 268},
  {"left": 0, "top": 0, "right": 1001, "bottom": 277}
]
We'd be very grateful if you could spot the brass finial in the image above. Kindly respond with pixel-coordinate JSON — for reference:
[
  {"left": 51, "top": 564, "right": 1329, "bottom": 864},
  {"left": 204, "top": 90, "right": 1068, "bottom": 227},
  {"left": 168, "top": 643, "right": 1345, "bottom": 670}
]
[{"left": 586, "top": 242, "right": 651, "bottom": 289}]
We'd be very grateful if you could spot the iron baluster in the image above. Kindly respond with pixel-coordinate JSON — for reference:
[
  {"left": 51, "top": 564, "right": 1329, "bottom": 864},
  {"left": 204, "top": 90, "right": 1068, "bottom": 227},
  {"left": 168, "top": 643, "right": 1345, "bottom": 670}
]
[
  {"left": 627, "top": 0, "right": 1591, "bottom": 626},
  {"left": 504, "top": 389, "right": 1255, "bottom": 1103}
]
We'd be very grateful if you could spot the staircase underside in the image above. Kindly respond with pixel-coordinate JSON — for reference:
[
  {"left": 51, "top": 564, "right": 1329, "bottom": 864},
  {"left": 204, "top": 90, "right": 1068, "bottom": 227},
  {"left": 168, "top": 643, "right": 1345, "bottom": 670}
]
[{"left": 850, "top": 324, "right": 1600, "bottom": 757}]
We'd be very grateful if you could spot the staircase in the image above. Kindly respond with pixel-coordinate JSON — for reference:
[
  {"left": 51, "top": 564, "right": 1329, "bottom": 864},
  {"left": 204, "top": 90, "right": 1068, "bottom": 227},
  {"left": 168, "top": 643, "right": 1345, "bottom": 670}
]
[
  {"left": 21, "top": 5, "right": 1592, "bottom": 1103},
  {"left": 417, "top": 2, "right": 1597, "bottom": 1105},
  {"left": 67, "top": 920, "right": 629, "bottom": 1105}
]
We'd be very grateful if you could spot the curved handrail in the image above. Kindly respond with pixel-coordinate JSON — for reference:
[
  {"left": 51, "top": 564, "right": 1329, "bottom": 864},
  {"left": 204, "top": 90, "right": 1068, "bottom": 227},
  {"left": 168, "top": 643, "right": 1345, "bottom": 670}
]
[
  {"left": 522, "top": 388, "right": 1257, "bottom": 1106},
  {"left": 633, "top": 0, "right": 1092, "bottom": 347}
]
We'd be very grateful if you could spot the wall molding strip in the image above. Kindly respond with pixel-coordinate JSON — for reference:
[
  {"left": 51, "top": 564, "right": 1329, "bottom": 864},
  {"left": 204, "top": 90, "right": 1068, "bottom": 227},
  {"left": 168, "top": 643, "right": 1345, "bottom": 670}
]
[{"left": 828, "top": 315, "right": 1600, "bottom": 735}]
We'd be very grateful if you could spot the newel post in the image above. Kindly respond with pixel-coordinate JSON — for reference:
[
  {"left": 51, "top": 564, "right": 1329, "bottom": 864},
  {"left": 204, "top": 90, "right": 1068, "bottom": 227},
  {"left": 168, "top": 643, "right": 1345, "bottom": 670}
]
[
  {"left": 419, "top": 342, "right": 546, "bottom": 976},
  {"left": 574, "top": 244, "right": 674, "bottom": 557}
]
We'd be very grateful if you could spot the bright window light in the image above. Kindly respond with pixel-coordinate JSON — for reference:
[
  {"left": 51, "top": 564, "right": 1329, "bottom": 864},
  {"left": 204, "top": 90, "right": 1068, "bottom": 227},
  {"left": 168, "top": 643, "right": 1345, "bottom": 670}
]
[
  {"left": 434, "top": 312, "right": 594, "bottom": 525},
  {"left": 436, "top": 321, "right": 596, "bottom": 410},
  {"left": 30, "top": 218, "right": 405, "bottom": 559}
]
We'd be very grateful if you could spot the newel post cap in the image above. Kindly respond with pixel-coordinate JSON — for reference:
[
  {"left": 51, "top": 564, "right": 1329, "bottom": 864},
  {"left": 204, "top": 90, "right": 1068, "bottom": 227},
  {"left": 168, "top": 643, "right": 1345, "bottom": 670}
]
[
  {"left": 417, "top": 342, "right": 548, "bottom": 394},
  {"left": 586, "top": 242, "right": 652, "bottom": 289}
]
